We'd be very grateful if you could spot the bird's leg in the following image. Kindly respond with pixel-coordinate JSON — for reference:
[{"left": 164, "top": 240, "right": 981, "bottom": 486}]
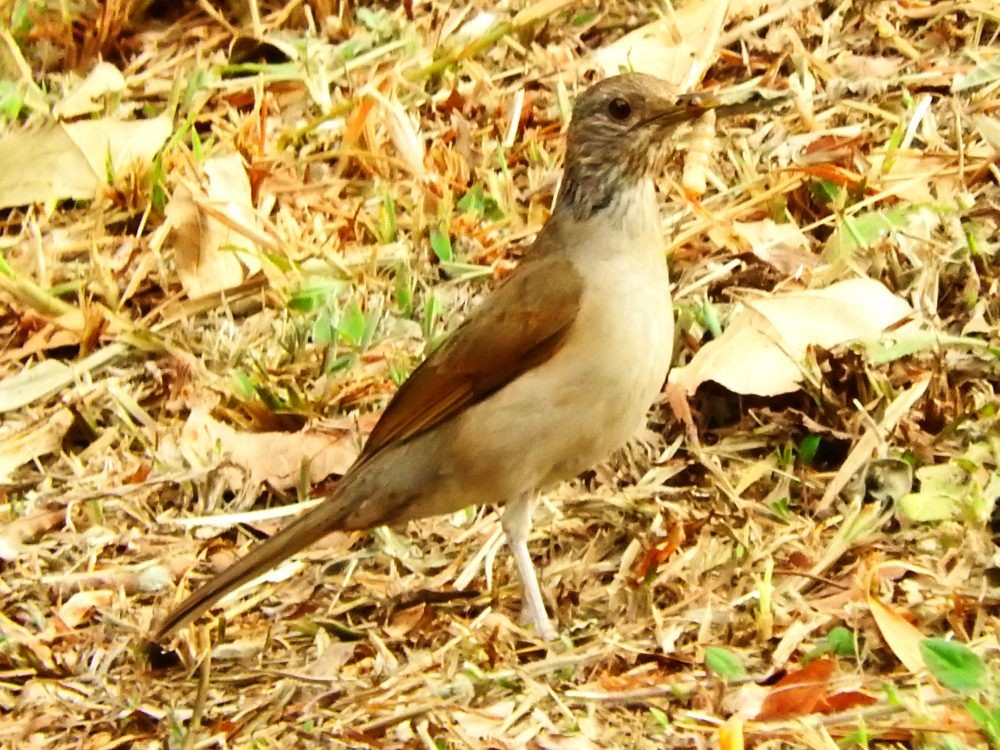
[{"left": 500, "top": 494, "right": 557, "bottom": 640}]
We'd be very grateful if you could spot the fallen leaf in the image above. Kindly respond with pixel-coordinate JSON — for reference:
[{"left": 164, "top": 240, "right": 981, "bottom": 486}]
[
  {"left": 868, "top": 593, "right": 925, "bottom": 674},
  {"left": 309, "top": 640, "right": 357, "bottom": 677},
  {"left": 669, "top": 278, "right": 912, "bottom": 397},
  {"left": 384, "top": 603, "right": 427, "bottom": 638},
  {"left": 180, "top": 410, "right": 358, "bottom": 491},
  {"left": 54, "top": 590, "right": 115, "bottom": 629},
  {"left": 167, "top": 154, "right": 262, "bottom": 297},
  {"left": 52, "top": 61, "right": 126, "bottom": 119},
  {"left": 817, "top": 690, "right": 879, "bottom": 713},
  {"left": 756, "top": 658, "right": 836, "bottom": 720},
  {"left": 590, "top": 0, "right": 729, "bottom": 88},
  {"left": 831, "top": 52, "right": 903, "bottom": 93},
  {"left": 869, "top": 153, "right": 958, "bottom": 204},
  {"left": 451, "top": 699, "right": 517, "bottom": 740},
  {"left": 0, "top": 509, "right": 65, "bottom": 561},
  {"left": 0, "top": 117, "right": 171, "bottom": 209},
  {"left": 0, "top": 408, "right": 74, "bottom": 482},
  {"left": 731, "top": 219, "right": 819, "bottom": 276},
  {"left": 0, "top": 343, "right": 128, "bottom": 413},
  {"left": 632, "top": 523, "right": 685, "bottom": 581}
]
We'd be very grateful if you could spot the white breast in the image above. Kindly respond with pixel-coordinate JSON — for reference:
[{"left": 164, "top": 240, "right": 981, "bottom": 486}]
[{"left": 455, "top": 179, "right": 673, "bottom": 497}]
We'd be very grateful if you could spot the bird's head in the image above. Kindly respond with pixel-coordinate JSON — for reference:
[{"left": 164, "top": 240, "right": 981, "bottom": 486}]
[{"left": 558, "top": 73, "right": 774, "bottom": 220}]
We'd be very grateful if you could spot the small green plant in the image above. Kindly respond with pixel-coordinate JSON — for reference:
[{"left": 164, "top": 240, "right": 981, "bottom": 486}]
[
  {"left": 429, "top": 226, "right": 453, "bottom": 263},
  {"left": 705, "top": 647, "right": 745, "bottom": 680},
  {"left": 920, "top": 639, "right": 998, "bottom": 749},
  {"left": 804, "top": 626, "right": 857, "bottom": 663},
  {"left": 457, "top": 184, "right": 503, "bottom": 221},
  {"left": 921, "top": 639, "right": 986, "bottom": 693},
  {"left": 378, "top": 193, "right": 398, "bottom": 243},
  {"left": 797, "top": 434, "right": 821, "bottom": 465},
  {"left": 0, "top": 81, "right": 24, "bottom": 120}
]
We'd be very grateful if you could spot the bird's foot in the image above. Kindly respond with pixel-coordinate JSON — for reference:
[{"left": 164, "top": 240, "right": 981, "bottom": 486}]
[{"left": 522, "top": 599, "right": 559, "bottom": 642}]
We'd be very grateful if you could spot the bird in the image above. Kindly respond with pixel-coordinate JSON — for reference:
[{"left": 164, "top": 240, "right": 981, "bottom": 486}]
[{"left": 154, "top": 73, "right": 777, "bottom": 642}]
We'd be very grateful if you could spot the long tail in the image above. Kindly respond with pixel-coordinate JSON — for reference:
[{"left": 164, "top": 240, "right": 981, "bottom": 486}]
[{"left": 153, "top": 491, "right": 355, "bottom": 640}]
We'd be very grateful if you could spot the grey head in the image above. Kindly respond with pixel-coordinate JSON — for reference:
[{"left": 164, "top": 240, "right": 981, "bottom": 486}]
[{"left": 557, "top": 73, "right": 760, "bottom": 220}]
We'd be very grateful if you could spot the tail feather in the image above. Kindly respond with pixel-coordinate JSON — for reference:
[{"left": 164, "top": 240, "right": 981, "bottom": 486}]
[{"left": 153, "top": 494, "right": 354, "bottom": 640}]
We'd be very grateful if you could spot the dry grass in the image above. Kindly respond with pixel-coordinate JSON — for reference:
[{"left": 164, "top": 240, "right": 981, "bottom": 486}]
[{"left": 1, "top": 0, "right": 999, "bottom": 748}]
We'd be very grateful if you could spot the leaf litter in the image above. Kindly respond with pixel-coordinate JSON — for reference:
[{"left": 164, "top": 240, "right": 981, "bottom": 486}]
[{"left": 0, "top": 0, "right": 999, "bottom": 748}]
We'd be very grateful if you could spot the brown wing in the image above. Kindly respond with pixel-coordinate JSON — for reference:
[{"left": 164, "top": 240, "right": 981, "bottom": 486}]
[{"left": 357, "top": 247, "right": 583, "bottom": 464}]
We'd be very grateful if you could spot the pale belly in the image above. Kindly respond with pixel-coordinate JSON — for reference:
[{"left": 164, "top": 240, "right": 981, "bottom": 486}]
[{"left": 451, "top": 252, "right": 673, "bottom": 502}]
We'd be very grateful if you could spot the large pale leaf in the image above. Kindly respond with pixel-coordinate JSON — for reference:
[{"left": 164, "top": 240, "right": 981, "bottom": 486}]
[
  {"left": 731, "top": 219, "right": 818, "bottom": 275},
  {"left": 868, "top": 593, "right": 925, "bottom": 673},
  {"left": 670, "top": 278, "right": 912, "bottom": 397},
  {"left": 0, "top": 117, "right": 171, "bottom": 208},
  {"left": 52, "top": 61, "right": 126, "bottom": 119},
  {"left": 590, "top": 0, "right": 729, "bottom": 87},
  {"left": 897, "top": 444, "right": 1000, "bottom": 523},
  {"left": 0, "top": 408, "right": 74, "bottom": 481},
  {"left": 180, "top": 410, "right": 358, "bottom": 491},
  {"left": 166, "top": 154, "right": 262, "bottom": 297},
  {"left": 0, "top": 343, "right": 128, "bottom": 413}
]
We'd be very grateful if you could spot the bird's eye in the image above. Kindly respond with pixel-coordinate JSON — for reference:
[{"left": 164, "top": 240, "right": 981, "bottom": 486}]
[{"left": 608, "top": 97, "right": 632, "bottom": 120}]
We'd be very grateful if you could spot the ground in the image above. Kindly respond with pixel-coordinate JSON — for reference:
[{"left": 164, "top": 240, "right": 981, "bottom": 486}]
[{"left": 1, "top": 1, "right": 999, "bottom": 748}]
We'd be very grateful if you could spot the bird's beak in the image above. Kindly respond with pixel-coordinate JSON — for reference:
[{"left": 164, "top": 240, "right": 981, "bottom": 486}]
[{"left": 638, "top": 89, "right": 788, "bottom": 131}]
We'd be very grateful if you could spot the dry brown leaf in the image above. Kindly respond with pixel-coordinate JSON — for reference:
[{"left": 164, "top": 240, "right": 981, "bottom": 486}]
[
  {"left": 309, "top": 641, "right": 357, "bottom": 677},
  {"left": 180, "top": 410, "right": 358, "bottom": 491},
  {"left": 869, "top": 152, "right": 958, "bottom": 203},
  {"left": 867, "top": 593, "right": 925, "bottom": 674},
  {"left": 0, "top": 508, "right": 65, "bottom": 561},
  {"left": 590, "top": 0, "right": 729, "bottom": 87},
  {"left": 1, "top": 324, "right": 80, "bottom": 363},
  {"left": 384, "top": 603, "right": 427, "bottom": 638},
  {"left": 367, "top": 89, "right": 426, "bottom": 178},
  {"left": 730, "top": 219, "right": 819, "bottom": 276},
  {"left": 54, "top": 590, "right": 115, "bottom": 630},
  {"left": 203, "top": 154, "right": 263, "bottom": 275},
  {"left": 167, "top": 154, "right": 262, "bottom": 297},
  {"left": 451, "top": 700, "right": 518, "bottom": 740},
  {"left": 52, "top": 61, "right": 126, "bottom": 119},
  {"left": 817, "top": 690, "right": 879, "bottom": 713},
  {"left": 0, "top": 117, "right": 171, "bottom": 209},
  {"left": 0, "top": 408, "right": 74, "bottom": 482},
  {"left": 165, "top": 183, "right": 244, "bottom": 296},
  {"left": 669, "top": 278, "right": 912, "bottom": 397},
  {"left": 755, "top": 658, "right": 836, "bottom": 720}
]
